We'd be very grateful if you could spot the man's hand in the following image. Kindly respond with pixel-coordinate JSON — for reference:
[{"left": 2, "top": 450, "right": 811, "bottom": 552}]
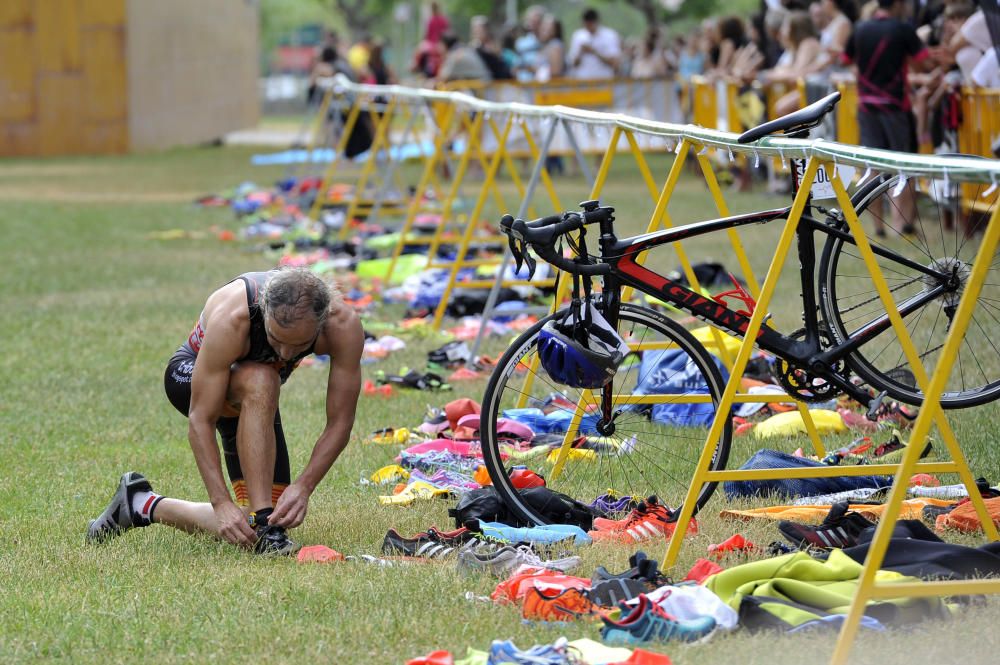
[
  {"left": 270, "top": 482, "right": 310, "bottom": 528},
  {"left": 214, "top": 501, "right": 256, "bottom": 547}
]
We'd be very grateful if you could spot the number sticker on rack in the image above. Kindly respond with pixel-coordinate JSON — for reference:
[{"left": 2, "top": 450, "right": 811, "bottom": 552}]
[{"left": 795, "top": 161, "right": 856, "bottom": 200}]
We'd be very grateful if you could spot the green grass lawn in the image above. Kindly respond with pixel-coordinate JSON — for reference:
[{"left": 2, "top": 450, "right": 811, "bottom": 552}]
[{"left": 2, "top": 145, "right": 999, "bottom": 664}]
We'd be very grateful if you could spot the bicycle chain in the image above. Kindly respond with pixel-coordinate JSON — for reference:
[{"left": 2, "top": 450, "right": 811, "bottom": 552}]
[{"left": 772, "top": 326, "right": 845, "bottom": 402}]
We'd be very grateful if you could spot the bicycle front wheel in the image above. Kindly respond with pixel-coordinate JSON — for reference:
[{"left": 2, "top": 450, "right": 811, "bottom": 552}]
[
  {"left": 480, "top": 303, "right": 732, "bottom": 526},
  {"left": 819, "top": 173, "right": 1000, "bottom": 408}
]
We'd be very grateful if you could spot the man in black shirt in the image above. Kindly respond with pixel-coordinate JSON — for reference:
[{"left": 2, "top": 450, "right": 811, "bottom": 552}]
[{"left": 843, "top": 0, "right": 935, "bottom": 236}]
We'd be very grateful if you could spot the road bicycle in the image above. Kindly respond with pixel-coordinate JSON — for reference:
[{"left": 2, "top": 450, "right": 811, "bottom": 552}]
[{"left": 482, "top": 91, "right": 1000, "bottom": 525}]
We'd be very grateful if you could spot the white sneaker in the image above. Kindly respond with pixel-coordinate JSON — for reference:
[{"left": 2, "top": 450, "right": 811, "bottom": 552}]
[{"left": 457, "top": 544, "right": 580, "bottom": 576}]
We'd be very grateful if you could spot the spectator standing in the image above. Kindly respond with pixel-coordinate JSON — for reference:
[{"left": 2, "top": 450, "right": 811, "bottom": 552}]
[
  {"left": 363, "top": 40, "right": 396, "bottom": 86},
  {"left": 946, "top": 7, "right": 1000, "bottom": 87},
  {"left": 470, "top": 16, "right": 513, "bottom": 80},
  {"left": 710, "top": 16, "right": 750, "bottom": 73},
  {"left": 677, "top": 33, "right": 707, "bottom": 80},
  {"left": 818, "top": 0, "right": 858, "bottom": 61},
  {"left": 411, "top": 2, "right": 450, "bottom": 78},
  {"left": 535, "top": 14, "right": 566, "bottom": 82},
  {"left": 516, "top": 5, "right": 546, "bottom": 79},
  {"left": 306, "top": 34, "right": 355, "bottom": 105},
  {"left": 425, "top": 1, "right": 450, "bottom": 43},
  {"left": 760, "top": 8, "right": 789, "bottom": 68},
  {"left": 630, "top": 28, "right": 668, "bottom": 78},
  {"left": 501, "top": 27, "right": 524, "bottom": 77},
  {"left": 347, "top": 33, "right": 372, "bottom": 74},
  {"left": 764, "top": 11, "right": 823, "bottom": 115},
  {"left": 436, "top": 33, "right": 492, "bottom": 83},
  {"left": 567, "top": 8, "right": 622, "bottom": 79},
  {"left": 843, "top": 0, "right": 934, "bottom": 236}
]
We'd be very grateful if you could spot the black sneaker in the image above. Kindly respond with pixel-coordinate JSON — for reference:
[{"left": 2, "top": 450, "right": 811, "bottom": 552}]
[
  {"left": 382, "top": 527, "right": 465, "bottom": 558},
  {"left": 86, "top": 472, "right": 154, "bottom": 543},
  {"left": 589, "top": 551, "right": 667, "bottom": 606},
  {"left": 777, "top": 501, "right": 875, "bottom": 550},
  {"left": 249, "top": 510, "right": 299, "bottom": 557},
  {"left": 383, "top": 525, "right": 507, "bottom": 559},
  {"left": 427, "top": 341, "right": 471, "bottom": 368},
  {"left": 921, "top": 503, "right": 955, "bottom": 525}
]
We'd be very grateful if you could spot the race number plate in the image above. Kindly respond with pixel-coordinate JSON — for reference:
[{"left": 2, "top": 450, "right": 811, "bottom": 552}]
[{"left": 795, "top": 161, "right": 856, "bottom": 200}]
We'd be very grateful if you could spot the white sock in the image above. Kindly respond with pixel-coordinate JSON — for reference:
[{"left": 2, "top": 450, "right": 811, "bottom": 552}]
[{"left": 131, "top": 490, "right": 163, "bottom": 523}]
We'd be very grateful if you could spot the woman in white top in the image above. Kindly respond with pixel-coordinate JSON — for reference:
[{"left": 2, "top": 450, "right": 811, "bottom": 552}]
[
  {"left": 818, "top": 0, "right": 856, "bottom": 64},
  {"left": 534, "top": 14, "right": 565, "bottom": 82},
  {"left": 630, "top": 28, "right": 669, "bottom": 79}
]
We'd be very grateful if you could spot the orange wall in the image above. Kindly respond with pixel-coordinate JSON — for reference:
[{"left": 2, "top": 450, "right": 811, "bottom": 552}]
[
  {"left": 0, "top": 0, "right": 128, "bottom": 156},
  {"left": 0, "top": 0, "right": 258, "bottom": 156}
]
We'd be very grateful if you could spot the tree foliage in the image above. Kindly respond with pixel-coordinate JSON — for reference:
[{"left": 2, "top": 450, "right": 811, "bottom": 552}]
[
  {"left": 260, "top": 0, "right": 341, "bottom": 50},
  {"left": 329, "top": 0, "right": 397, "bottom": 36},
  {"left": 622, "top": 0, "right": 725, "bottom": 25}
]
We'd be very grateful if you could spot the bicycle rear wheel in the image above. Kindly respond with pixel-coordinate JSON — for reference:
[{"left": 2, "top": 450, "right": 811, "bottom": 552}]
[
  {"left": 480, "top": 303, "right": 732, "bottom": 526},
  {"left": 819, "top": 173, "right": 1000, "bottom": 408}
]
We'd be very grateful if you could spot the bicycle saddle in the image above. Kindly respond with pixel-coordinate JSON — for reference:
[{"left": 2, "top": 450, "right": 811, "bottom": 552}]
[{"left": 737, "top": 91, "right": 841, "bottom": 144}]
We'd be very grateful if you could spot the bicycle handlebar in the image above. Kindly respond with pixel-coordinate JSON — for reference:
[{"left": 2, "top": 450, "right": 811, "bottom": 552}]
[{"left": 499, "top": 202, "right": 614, "bottom": 278}]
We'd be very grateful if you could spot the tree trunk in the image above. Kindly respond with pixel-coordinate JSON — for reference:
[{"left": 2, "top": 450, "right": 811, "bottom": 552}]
[
  {"left": 627, "top": 0, "right": 660, "bottom": 26},
  {"left": 332, "top": 0, "right": 379, "bottom": 37}
]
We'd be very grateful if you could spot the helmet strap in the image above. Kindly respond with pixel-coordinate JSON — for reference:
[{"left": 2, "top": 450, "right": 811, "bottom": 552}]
[{"left": 566, "top": 227, "right": 594, "bottom": 340}]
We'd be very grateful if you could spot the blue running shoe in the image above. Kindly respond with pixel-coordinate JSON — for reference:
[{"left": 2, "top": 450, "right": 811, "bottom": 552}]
[
  {"left": 487, "top": 637, "right": 579, "bottom": 664},
  {"left": 600, "top": 594, "right": 716, "bottom": 645},
  {"left": 590, "top": 492, "right": 639, "bottom": 516},
  {"left": 479, "top": 521, "right": 592, "bottom": 546}
]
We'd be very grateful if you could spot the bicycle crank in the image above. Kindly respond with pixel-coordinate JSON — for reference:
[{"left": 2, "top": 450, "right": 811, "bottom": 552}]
[{"left": 773, "top": 328, "right": 845, "bottom": 402}]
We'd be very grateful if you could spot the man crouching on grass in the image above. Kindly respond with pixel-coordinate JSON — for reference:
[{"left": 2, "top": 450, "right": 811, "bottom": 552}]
[{"left": 86, "top": 268, "right": 363, "bottom": 555}]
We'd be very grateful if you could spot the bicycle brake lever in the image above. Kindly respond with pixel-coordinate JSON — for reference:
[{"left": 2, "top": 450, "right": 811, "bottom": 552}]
[
  {"left": 507, "top": 234, "right": 523, "bottom": 273},
  {"left": 522, "top": 242, "right": 537, "bottom": 279}
]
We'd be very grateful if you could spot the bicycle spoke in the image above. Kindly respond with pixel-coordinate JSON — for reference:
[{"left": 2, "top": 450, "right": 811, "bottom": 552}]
[
  {"left": 481, "top": 306, "right": 730, "bottom": 524},
  {"left": 889, "top": 298, "right": 928, "bottom": 378},
  {"left": 922, "top": 302, "right": 943, "bottom": 370},
  {"left": 841, "top": 249, "right": 914, "bottom": 279},
  {"left": 823, "top": 174, "right": 1000, "bottom": 406},
  {"left": 966, "top": 317, "right": 994, "bottom": 386}
]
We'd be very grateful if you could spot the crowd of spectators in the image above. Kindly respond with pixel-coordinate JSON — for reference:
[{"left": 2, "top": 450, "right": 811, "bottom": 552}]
[
  {"left": 312, "top": 0, "right": 998, "bottom": 161},
  {"left": 397, "top": 1, "right": 995, "bottom": 92}
]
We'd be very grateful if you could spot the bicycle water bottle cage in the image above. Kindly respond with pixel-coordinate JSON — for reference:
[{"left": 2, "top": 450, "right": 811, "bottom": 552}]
[{"left": 711, "top": 274, "right": 757, "bottom": 317}]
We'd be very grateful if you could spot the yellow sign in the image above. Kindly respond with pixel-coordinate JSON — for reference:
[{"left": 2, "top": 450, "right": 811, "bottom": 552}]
[{"left": 534, "top": 88, "right": 613, "bottom": 108}]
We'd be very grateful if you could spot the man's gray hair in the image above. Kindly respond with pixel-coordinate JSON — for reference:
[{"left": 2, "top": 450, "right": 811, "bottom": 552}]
[{"left": 260, "top": 268, "right": 338, "bottom": 327}]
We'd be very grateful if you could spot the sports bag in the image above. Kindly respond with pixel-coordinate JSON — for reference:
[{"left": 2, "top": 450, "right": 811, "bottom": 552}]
[{"left": 449, "top": 486, "right": 598, "bottom": 531}]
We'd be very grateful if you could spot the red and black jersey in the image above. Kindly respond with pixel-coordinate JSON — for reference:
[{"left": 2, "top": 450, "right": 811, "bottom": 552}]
[
  {"left": 843, "top": 12, "right": 929, "bottom": 113},
  {"left": 177, "top": 271, "right": 315, "bottom": 383}
]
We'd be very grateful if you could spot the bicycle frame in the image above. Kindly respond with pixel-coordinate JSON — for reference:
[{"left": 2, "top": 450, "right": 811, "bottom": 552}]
[{"left": 587, "top": 183, "right": 958, "bottom": 404}]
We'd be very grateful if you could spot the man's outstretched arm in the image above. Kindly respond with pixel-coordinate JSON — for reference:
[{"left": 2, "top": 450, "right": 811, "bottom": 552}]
[
  {"left": 269, "top": 310, "right": 364, "bottom": 528},
  {"left": 187, "top": 293, "right": 257, "bottom": 546}
]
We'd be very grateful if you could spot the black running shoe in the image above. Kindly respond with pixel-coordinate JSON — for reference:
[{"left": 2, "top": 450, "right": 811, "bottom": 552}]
[
  {"left": 253, "top": 524, "right": 300, "bottom": 556},
  {"left": 383, "top": 525, "right": 508, "bottom": 559},
  {"left": 86, "top": 472, "right": 154, "bottom": 543},
  {"left": 249, "top": 509, "right": 299, "bottom": 557},
  {"left": 777, "top": 501, "right": 874, "bottom": 550},
  {"left": 592, "top": 551, "right": 646, "bottom": 584},
  {"left": 381, "top": 527, "right": 477, "bottom": 558},
  {"left": 921, "top": 503, "right": 955, "bottom": 525},
  {"left": 589, "top": 551, "right": 668, "bottom": 606}
]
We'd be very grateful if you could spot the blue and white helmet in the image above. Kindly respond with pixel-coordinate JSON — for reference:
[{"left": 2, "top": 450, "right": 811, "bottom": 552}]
[{"left": 537, "top": 302, "right": 629, "bottom": 389}]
